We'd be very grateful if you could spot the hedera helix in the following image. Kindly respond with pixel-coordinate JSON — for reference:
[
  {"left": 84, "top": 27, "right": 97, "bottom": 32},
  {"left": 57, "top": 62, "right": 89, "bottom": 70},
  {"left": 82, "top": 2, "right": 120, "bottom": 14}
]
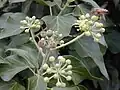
[{"left": 20, "top": 10, "right": 105, "bottom": 88}]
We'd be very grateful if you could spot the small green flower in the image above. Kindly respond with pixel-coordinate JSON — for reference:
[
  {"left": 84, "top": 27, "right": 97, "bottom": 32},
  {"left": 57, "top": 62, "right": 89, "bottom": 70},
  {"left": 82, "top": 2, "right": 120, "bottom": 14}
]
[
  {"left": 74, "top": 13, "right": 105, "bottom": 42},
  {"left": 20, "top": 16, "right": 40, "bottom": 32},
  {"left": 42, "top": 56, "right": 73, "bottom": 87}
]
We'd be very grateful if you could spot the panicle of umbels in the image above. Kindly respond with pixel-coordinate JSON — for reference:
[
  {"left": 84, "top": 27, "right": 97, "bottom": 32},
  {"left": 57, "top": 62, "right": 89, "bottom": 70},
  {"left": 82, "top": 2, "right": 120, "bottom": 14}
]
[
  {"left": 38, "top": 29, "right": 64, "bottom": 49},
  {"left": 42, "top": 56, "right": 72, "bottom": 87},
  {"left": 74, "top": 13, "right": 105, "bottom": 42},
  {"left": 20, "top": 16, "right": 40, "bottom": 32}
]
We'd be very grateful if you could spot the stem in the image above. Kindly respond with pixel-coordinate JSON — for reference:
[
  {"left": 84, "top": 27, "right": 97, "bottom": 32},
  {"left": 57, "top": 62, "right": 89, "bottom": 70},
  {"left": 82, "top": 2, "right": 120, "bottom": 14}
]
[
  {"left": 30, "top": 30, "right": 45, "bottom": 57},
  {"left": 49, "top": 6, "right": 53, "bottom": 16},
  {"left": 52, "top": 33, "right": 85, "bottom": 50},
  {"left": 58, "top": 2, "right": 69, "bottom": 16}
]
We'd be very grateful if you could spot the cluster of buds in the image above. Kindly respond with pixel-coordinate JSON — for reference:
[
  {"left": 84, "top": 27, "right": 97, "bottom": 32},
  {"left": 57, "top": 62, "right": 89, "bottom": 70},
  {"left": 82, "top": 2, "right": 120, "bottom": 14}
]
[
  {"left": 42, "top": 56, "right": 72, "bottom": 87},
  {"left": 20, "top": 16, "right": 40, "bottom": 33},
  {"left": 38, "top": 30, "right": 64, "bottom": 49},
  {"left": 74, "top": 13, "right": 105, "bottom": 42}
]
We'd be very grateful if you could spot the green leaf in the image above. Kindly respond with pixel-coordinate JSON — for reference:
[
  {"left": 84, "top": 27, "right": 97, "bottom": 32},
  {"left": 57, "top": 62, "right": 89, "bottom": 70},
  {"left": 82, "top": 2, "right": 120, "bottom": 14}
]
[
  {"left": 8, "top": 33, "right": 30, "bottom": 48},
  {"left": 0, "top": 13, "right": 26, "bottom": 39},
  {"left": 105, "top": 30, "right": 120, "bottom": 54},
  {"left": 64, "top": 55, "right": 101, "bottom": 85},
  {"left": 69, "top": 37, "right": 109, "bottom": 79},
  {"left": 0, "top": 0, "right": 7, "bottom": 8},
  {"left": 9, "top": 82, "right": 25, "bottom": 90},
  {"left": 81, "top": 0, "right": 100, "bottom": 8},
  {"left": 7, "top": 46, "right": 41, "bottom": 69},
  {"left": 28, "top": 75, "right": 47, "bottom": 90},
  {"left": 0, "top": 55, "right": 29, "bottom": 81},
  {"left": 0, "top": 80, "right": 14, "bottom": 90},
  {"left": 35, "top": 0, "right": 56, "bottom": 6},
  {"left": 42, "top": 15, "right": 76, "bottom": 37}
]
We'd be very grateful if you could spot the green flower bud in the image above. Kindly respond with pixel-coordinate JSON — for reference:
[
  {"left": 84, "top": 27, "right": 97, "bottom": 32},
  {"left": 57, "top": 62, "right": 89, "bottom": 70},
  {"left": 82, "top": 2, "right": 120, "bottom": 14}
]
[
  {"left": 42, "top": 63, "right": 49, "bottom": 70},
  {"left": 59, "top": 34, "right": 63, "bottom": 38},
  {"left": 94, "top": 38, "right": 99, "bottom": 42},
  {"left": 54, "top": 74, "right": 59, "bottom": 79},
  {"left": 100, "top": 28, "right": 105, "bottom": 32},
  {"left": 66, "top": 76, "right": 72, "bottom": 81},
  {"left": 47, "top": 68, "right": 52, "bottom": 73},
  {"left": 56, "top": 82, "right": 62, "bottom": 87},
  {"left": 80, "top": 15, "right": 86, "bottom": 20},
  {"left": 55, "top": 64, "right": 60, "bottom": 68},
  {"left": 91, "top": 15, "right": 99, "bottom": 21},
  {"left": 20, "top": 26, "right": 25, "bottom": 30},
  {"left": 61, "top": 83, "right": 66, "bottom": 87},
  {"left": 47, "top": 30, "right": 53, "bottom": 37},
  {"left": 96, "top": 33, "right": 101, "bottom": 38},
  {"left": 25, "top": 29, "right": 29, "bottom": 33},
  {"left": 67, "top": 65, "right": 72, "bottom": 69},
  {"left": 32, "top": 16, "right": 36, "bottom": 20},
  {"left": 49, "top": 56, "right": 55, "bottom": 62},
  {"left": 84, "top": 31, "right": 91, "bottom": 36},
  {"left": 20, "top": 20, "right": 27, "bottom": 25},
  {"left": 85, "top": 13, "right": 90, "bottom": 18},
  {"left": 88, "top": 20, "right": 93, "bottom": 25},
  {"left": 60, "top": 40, "right": 64, "bottom": 44},
  {"left": 44, "top": 77, "right": 49, "bottom": 83},
  {"left": 66, "top": 59, "right": 71, "bottom": 64},
  {"left": 67, "top": 71, "right": 72, "bottom": 75},
  {"left": 40, "top": 31, "right": 46, "bottom": 38},
  {"left": 61, "top": 70, "right": 65, "bottom": 74},
  {"left": 25, "top": 16, "right": 30, "bottom": 21},
  {"left": 58, "top": 56, "right": 65, "bottom": 63}
]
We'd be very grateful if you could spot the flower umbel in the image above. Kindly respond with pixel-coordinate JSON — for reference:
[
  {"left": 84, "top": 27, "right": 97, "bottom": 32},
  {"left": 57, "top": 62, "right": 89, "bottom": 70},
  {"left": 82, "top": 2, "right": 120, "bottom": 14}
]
[
  {"left": 20, "top": 16, "right": 40, "bottom": 32},
  {"left": 74, "top": 13, "right": 105, "bottom": 42},
  {"left": 42, "top": 56, "right": 72, "bottom": 87}
]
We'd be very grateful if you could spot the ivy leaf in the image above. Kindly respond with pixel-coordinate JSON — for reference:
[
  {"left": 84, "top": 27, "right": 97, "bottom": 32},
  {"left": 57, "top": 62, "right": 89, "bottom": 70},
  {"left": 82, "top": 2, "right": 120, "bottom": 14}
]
[
  {"left": 0, "top": 55, "right": 29, "bottom": 81},
  {"left": 42, "top": 15, "right": 76, "bottom": 37},
  {"left": 7, "top": 46, "right": 42, "bottom": 69},
  {"left": 69, "top": 36, "right": 109, "bottom": 79},
  {"left": 105, "top": 30, "right": 120, "bottom": 54},
  {"left": 8, "top": 33, "right": 30, "bottom": 48},
  {"left": 64, "top": 55, "right": 101, "bottom": 85},
  {"left": 0, "top": 13, "right": 26, "bottom": 39},
  {"left": 28, "top": 75, "right": 47, "bottom": 90},
  {"left": 9, "top": 82, "right": 25, "bottom": 90},
  {"left": 0, "top": 80, "right": 14, "bottom": 90},
  {"left": 35, "top": 0, "right": 56, "bottom": 6},
  {"left": 81, "top": 0, "right": 100, "bottom": 8}
]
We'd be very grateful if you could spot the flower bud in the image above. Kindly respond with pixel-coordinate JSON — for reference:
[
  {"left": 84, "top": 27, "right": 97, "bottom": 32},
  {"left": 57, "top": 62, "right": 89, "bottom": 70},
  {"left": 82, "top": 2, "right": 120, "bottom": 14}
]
[
  {"left": 61, "top": 83, "right": 66, "bottom": 87},
  {"left": 42, "top": 63, "right": 49, "bottom": 70},
  {"left": 25, "top": 16, "right": 30, "bottom": 21},
  {"left": 80, "top": 15, "right": 86, "bottom": 20},
  {"left": 100, "top": 28, "right": 105, "bottom": 32},
  {"left": 60, "top": 40, "right": 64, "bottom": 44},
  {"left": 49, "top": 56, "right": 55, "bottom": 62},
  {"left": 46, "top": 68, "right": 52, "bottom": 74},
  {"left": 94, "top": 38, "right": 99, "bottom": 42},
  {"left": 54, "top": 74, "right": 59, "bottom": 79},
  {"left": 59, "top": 34, "right": 63, "bottom": 38},
  {"left": 47, "top": 30, "right": 53, "bottom": 37},
  {"left": 58, "top": 56, "right": 65, "bottom": 63},
  {"left": 25, "top": 29, "right": 29, "bottom": 33},
  {"left": 67, "top": 71, "right": 72, "bottom": 75},
  {"left": 61, "top": 70, "right": 65, "bottom": 74},
  {"left": 44, "top": 77, "right": 49, "bottom": 83},
  {"left": 20, "top": 20, "right": 27, "bottom": 25},
  {"left": 88, "top": 20, "right": 93, "bottom": 25},
  {"left": 91, "top": 15, "right": 99, "bottom": 21},
  {"left": 32, "top": 16, "right": 36, "bottom": 20},
  {"left": 96, "top": 33, "right": 101, "bottom": 38},
  {"left": 55, "top": 63, "right": 60, "bottom": 68},
  {"left": 20, "top": 26, "right": 25, "bottom": 30},
  {"left": 66, "top": 76, "right": 72, "bottom": 81},
  {"left": 84, "top": 31, "right": 91, "bottom": 36},
  {"left": 85, "top": 13, "right": 90, "bottom": 18},
  {"left": 56, "top": 82, "right": 62, "bottom": 87},
  {"left": 67, "top": 65, "right": 72, "bottom": 69},
  {"left": 66, "top": 59, "right": 71, "bottom": 64},
  {"left": 40, "top": 31, "right": 46, "bottom": 38}
]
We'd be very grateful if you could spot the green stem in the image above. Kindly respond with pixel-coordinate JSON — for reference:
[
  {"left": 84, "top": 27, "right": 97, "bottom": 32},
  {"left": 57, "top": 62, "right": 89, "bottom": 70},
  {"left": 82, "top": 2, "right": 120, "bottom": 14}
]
[
  {"left": 30, "top": 30, "right": 45, "bottom": 57},
  {"left": 52, "top": 33, "right": 85, "bottom": 50},
  {"left": 49, "top": 6, "right": 53, "bottom": 16},
  {"left": 58, "top": 2, "right": 69, "bottom": 16}
]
